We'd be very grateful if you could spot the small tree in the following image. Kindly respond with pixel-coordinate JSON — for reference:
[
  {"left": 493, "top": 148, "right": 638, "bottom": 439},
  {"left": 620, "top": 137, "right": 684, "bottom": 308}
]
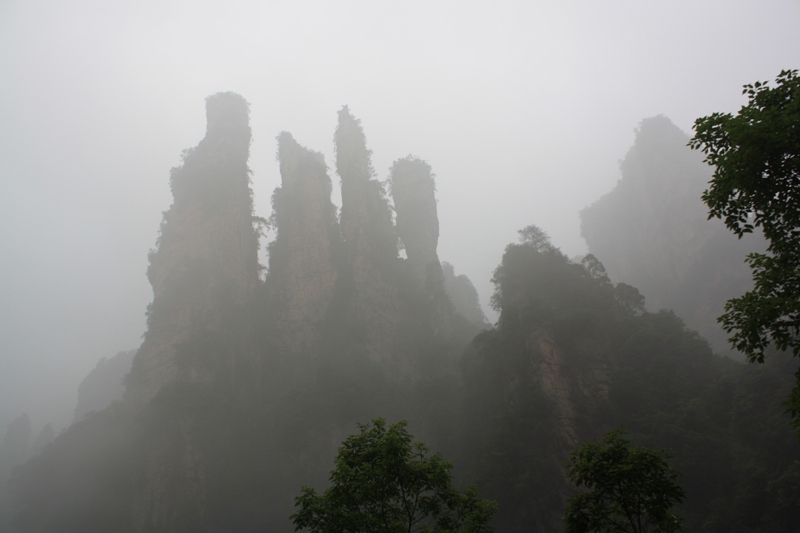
[
  {"left": 563, "top": 430, "right": 685, "bottom": 533},
  {"left": 291, "top": 418, "right": 496, "bottom": 532}
]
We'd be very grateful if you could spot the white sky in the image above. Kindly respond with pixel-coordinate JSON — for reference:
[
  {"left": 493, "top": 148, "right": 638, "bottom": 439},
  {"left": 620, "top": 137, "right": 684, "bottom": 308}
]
[{"left": 1, "top": 0, "right": 798, "bottom": 436}]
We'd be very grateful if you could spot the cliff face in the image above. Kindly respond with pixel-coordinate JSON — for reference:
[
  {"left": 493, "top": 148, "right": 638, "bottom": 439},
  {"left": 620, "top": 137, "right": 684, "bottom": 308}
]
[
  {"left": 334, "top": 107, "right": 406, "bottom": 366},
  {"left": 266, "top": 132, "right": 342, "bottom": 359},
  {"left": 460, "top": 237, "right": 622, "bottom": 531},
  {"left": 123, "top": 93, "right": 260, "bottom": 532},
  {"left": 389, "top": 156, "right": 457, "bottom": 339},
  {"left": 491, "top": 244, "right": 611, "bottom": 454},
  {"left": 581, "top": 115, "right": 763, "bottom": 354},
  {"left": 336, "top": 107, "right": 398, "bottom": 268},
  {"left": 390, "top": 157, "right": 440, "bottom": 277},
  {"left": 129, "top": 92, "right": 259, "bottom": 403},
  {"left": 530, "top": 333, "right": 602, "bottom": 453},
  {"left": 327, "top": 108, "right": 468, "bottom": 373}
]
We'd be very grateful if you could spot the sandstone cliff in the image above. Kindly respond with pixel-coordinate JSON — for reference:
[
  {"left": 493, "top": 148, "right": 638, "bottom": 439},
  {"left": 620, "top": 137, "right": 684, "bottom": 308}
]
[
  {"left": 389, "top": 156, "right": 440, "bottom": 278},
  {"left": 128, "top": 92, "right": 260, "bottom": 403},
  {"left": 334, "top": 107, "right": 405, "bottom": 367},
  {"left": 389, "top": 155, "right": 457, "bottom": 339},
  {"left": 265, "top": 132, "right": 342, "bottom": 364},
  {"left": 124, "top": 93, "right": 260, "bottom": 532}
]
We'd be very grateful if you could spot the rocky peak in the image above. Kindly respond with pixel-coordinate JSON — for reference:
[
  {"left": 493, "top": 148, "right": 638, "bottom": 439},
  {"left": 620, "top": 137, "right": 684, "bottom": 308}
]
[
  {"left": 335, "top": 106, "right": 373, "bottom": 185},
  {"left": 331, "top": 107, "right": 403, "bottom": 365},
  {"left": 390, "top": 156, "right": 440, "bottom": 277},
  {"left": 335, "top": 106, "right": 398, "bottom": 265},
  {"left": 266, "top": 132, "right": 342, "bottom": 357},
  {"left": 129, "top": 92, "right": 259, "bottom": 404},
  {"left": 442, "top": 261, "right": 488, "bottom": 325},
  {"left": 581, "top": 115, "right": 763, "bottom": 354}
]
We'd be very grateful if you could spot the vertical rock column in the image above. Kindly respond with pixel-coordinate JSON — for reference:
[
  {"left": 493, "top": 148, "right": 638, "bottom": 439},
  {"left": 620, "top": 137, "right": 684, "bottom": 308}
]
[
  {"left": 389, "top": 156, "right": 440, "bottom": 277},
  {"left": 389, "top": 156, "right": 453, "bottom": 337},
  {"left": 336, "top": 106, "right": 397, "bottom": 265},
  {"left": 267, "top": 132, "right": 341, "bottom": 357},
  {"left": 127, "top": 92, "right": 260, "bottom": 532},
  {"left": 128, "top": 92, "right": 260, "bottom": 404},
  {"left": 335, "top": 106, "right": 402, "bottom": 363}
]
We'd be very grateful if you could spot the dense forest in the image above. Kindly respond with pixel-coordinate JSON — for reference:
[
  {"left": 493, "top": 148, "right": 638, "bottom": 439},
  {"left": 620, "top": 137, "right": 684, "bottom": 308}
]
[{"left": 1, "top": 93, "right": 798, "bottom": 532}]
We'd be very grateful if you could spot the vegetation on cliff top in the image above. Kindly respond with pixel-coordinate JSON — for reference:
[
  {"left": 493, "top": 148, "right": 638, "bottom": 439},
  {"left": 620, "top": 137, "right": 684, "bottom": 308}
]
[{"left": 459, "top": 226, "right": 799, "bottom": 532}]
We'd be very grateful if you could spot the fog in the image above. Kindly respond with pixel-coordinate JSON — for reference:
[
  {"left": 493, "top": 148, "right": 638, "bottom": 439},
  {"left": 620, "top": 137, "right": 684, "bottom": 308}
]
[{"left": 0, "top": 0, "right": 797, "bottom": 439}]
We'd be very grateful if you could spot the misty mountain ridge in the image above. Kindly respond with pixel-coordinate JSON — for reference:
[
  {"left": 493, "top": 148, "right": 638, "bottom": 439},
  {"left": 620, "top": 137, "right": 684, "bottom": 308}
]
[
  {"left": 5, "top": 95, "right": 798, "bottom": 532},
  {"left": 581, "top": 115, "right": 766, "bottom": 356}
]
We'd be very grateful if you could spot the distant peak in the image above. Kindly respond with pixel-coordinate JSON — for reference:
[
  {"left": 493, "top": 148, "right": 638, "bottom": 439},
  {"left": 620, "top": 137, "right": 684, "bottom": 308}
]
[{"left": 633, "top": 115, "right": 688, "bottom": 143}]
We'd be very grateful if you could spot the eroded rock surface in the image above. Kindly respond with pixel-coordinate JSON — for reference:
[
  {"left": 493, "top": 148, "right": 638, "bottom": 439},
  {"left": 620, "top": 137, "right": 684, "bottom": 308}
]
[
  {"left": 129, "top": 92, "right": 259, "bottom": 403},
  {"left": 335, "top": 107, "right": 404, "bottom": 366},
  {"left": 266, "top": 132, "right": 342, "bottom": 358}
]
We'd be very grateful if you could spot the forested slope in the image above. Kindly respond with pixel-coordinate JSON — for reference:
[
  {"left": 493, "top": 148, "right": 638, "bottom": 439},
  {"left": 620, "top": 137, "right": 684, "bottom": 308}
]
[{"left": 458, "top": 228, "right": 799, "bottom": 532}]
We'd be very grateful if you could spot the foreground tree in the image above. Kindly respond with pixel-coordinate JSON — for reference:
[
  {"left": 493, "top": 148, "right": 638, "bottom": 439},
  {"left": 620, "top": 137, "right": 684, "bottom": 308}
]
[
  {"left": 292, "top": 418, "right": 496, "bottom": 532},
  {"left": 564, "top": 430, "right": 685, "bottom": 533},
  {"left": 689, "top": 69, "right": 800, "bottom": 428}
]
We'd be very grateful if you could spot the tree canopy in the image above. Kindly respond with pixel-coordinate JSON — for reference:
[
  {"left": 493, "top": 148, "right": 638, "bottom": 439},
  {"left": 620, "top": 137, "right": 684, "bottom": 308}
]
[
  {"left": 689, "top": 69, "right": 800, "bottom": 428},
  {"left": 564, "top": 430, "right": 685, "bottom": 533},
  {"left": 292, "top": 418, "right": 496, "bottom": 533}
]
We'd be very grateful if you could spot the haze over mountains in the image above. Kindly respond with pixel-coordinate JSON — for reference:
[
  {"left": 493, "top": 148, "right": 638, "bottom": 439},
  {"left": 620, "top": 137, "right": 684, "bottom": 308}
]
[
  {"left": 581, "top": 116, "right": 765, "bottom": 355},
  {"left": 1, "top": 2, "right": 799, "bottom": 532},
  {"left": 2, "top": 93, "right": 797, "bottom": 532},
  {"left": 2, "top": 2, "right": 798, "bottom": 439}
]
